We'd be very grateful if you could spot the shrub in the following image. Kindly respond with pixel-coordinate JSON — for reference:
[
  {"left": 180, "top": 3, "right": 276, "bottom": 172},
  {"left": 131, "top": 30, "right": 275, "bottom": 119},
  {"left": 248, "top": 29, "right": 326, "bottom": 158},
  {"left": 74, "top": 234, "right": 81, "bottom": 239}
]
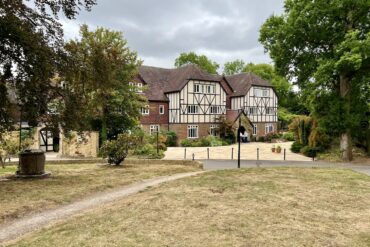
[
  {"left": 100, "top": 133, "right": 139, "bottom": 165},
  {"left": 257, "top": 136, "right": 265, "bottom": 142},
  {"left": 291, "top": 141, "right": 304, "bottom": 153},
  {"left": 300, "top": 146, "right": 320, "bottom": 158},
  {"left": 166, "top": 131, "right": 178, "bottom": 147},
  {"left": 147, "top": 133, "right": 167, "bottom": 151},
  {"left": 181, "top": 139, "right": 193, "bottom": 147},
  {"left": 282, "top": 132, "right": 295, "bottom": 141},
  {"left": 265, "top": 132, "right": 280, "bottom": 142},
  {"left": 133, "top": 143, "right": 164, "bottom": 159},
  {"left": 181, "top": 136, "right": 224, "bottom": 147}
]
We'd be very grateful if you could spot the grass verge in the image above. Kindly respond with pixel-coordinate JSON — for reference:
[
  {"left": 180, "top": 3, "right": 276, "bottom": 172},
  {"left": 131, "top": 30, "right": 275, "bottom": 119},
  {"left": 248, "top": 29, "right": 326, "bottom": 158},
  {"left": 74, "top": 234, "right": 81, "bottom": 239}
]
[
  {"left": 7, "top": 167, "right": 370, "bottom": 247},
  {"left": 0, "top": 162, "right": 200, "bottom": 224}
]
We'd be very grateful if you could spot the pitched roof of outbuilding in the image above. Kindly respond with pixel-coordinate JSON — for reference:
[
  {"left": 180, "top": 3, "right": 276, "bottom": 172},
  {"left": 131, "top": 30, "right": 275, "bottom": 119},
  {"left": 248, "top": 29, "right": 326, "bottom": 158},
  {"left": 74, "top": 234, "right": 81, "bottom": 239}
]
[{"left": 137, "top": 65, "right": 274, "bottom": 101}]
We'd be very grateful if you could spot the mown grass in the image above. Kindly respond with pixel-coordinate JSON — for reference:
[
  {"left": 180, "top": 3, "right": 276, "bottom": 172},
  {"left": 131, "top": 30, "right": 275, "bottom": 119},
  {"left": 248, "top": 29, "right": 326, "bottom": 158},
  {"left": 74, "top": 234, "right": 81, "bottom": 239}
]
[
  {"left": 7, "top": 167, "right": 370, "bottom": 247},
  {"left": 0, "top": 162, "right": 200, "bottom": 224}
]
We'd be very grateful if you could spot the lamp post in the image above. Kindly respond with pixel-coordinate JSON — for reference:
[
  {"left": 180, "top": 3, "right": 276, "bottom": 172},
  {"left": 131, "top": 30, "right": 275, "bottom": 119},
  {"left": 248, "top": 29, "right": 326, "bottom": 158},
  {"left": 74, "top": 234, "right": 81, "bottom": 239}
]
[
  {"left": 237, "top": 110, "right": 242, "bottom": 169},
  {"left": 156, "top": 128, "right": 159, "bottom": 154}
]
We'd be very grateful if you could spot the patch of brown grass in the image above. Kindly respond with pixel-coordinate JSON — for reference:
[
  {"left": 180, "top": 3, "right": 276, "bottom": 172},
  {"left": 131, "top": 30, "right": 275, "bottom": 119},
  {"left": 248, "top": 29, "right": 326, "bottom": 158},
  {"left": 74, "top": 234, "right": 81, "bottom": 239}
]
[
  {"left": 8, "top": 167, "right": 370, "bottom": 247},
  {"left": 0, "top": 162, "right": 200, "bottom": 224}
]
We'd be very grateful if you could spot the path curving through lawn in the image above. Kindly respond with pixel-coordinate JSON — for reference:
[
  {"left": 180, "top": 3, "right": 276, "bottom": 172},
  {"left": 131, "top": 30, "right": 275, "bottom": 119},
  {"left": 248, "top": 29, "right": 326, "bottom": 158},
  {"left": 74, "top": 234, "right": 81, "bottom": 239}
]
[{"left": 0, "top": 171, "right": 203, "bottom": 244}]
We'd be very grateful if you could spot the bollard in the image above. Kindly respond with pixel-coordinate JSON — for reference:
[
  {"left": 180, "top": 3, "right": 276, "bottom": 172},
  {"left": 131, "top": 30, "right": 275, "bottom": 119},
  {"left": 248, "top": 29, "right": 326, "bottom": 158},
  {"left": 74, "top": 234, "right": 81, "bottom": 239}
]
[
  {"left": 192, "top": 153, "right": 195, "bottom": 161},
  {"left": 231, "top": 148, "right": 234, "bottom": 160},
  {"left": 284, "top": 148, "right": 286, "bottom": 161},
  {"left": 207, "top": 148, "right": 209, "bottom": 160},
  {"left": 184, "top": 148, "right": 187, "bottom": 160},
  {"left": 257, "top": 148, "right": 259, "bottom": 161}
]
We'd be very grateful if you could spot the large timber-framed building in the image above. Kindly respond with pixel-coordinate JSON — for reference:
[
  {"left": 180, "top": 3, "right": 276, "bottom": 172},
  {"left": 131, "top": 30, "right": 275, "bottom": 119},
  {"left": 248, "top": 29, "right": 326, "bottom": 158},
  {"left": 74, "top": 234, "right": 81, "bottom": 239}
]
[{"left": 134, "top": 64, "right": 278, "bottom": 141}]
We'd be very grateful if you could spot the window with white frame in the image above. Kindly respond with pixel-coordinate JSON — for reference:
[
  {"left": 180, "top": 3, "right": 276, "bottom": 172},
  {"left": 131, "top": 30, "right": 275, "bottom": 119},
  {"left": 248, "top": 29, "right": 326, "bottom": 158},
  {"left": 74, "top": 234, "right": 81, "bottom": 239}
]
[
  {"left": 210, "top": 106, "right": 220, "bottom": 114},
  {"left": 137, "top": 83, "right": 143, "bottom": 93},
  {"left": 159, "top": 105, "right": 164, "bottom": 114},
  {"left": 194, "top": 84, "right": 201, "bottom": 93},
  {"left": 141, "top": 105, "right": 149, "bottom": 115},
  {"left": 249, "top": 107, "right": 258, "bottom": 115},
  {"left": 210, "top": 125, "right": 219, "bottom": 136},
  {"left": 206, "top": 85, "right": 215, "bottom": 94},
  {"left": 254, "top": 88, "right": 269, "bottom": 97},
  {"left": 128, "top": 81, "right": 134, "bottom": 91},
  {"left": 150, "top": 125, "right": 160, "bottom": 135},
  {"left": 253, "top": 124, "right": 258, "bottom": 135},
  {"left": 265, "top": 123, "right": 274, "bottom": 134},
  {"left": 187, "top": 125, "right": 198, "bottom": 139},
  {"left": 187, "top": 105, "right": 199, "bottom": 114},
  {"left": 266, "top": 107, "right": 275, "bottom": 115}
]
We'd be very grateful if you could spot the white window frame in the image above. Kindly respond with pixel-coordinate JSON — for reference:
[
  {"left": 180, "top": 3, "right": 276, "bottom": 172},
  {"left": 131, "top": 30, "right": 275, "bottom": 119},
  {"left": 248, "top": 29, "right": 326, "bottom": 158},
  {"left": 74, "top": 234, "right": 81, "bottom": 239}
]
[
  {"left": 194, "top": 84, "right": 201, "bottom": 93},
  {"left": 150, "top": 125, "right": 160, "bottom": 135},
  {"left": 187, "top": 125, "right": 198, "bottom": 139},
  {"left": 249, "top": 107, "right": 258, "bottom": 115},
  {"left": 159, "top": 105, "right": 164, "bottom": 115},
  {"left": 128, "top": 82, "right": 134, "bottom": 92},
  {"left": 210, "top": 106, "right": 220, "bottom": 114},
  {"left": 206, "top": 85, "right": 215, "bottom": 94},
  {"left": 137, "top": 83, "right": 143, "bottom": 93},
  {"left": 253, "top": 124, "right": 258, "bottom": 136},
  {"left": 266, "top": 107, "right": 275, "bottom": 115},
  {"left": 187, "top": 105, "right": 199, "bottom": 114},
  {"left": 210, "top": 125, "right": 219, "bottom": 136},
  {"left": 265, "top": 123, "right": 274, "bottom": 134},
  {"left": 141, "top": 105, "right": 149, "bottom": 115},
  {"left": 254, "top": 88, "right": 270, "bottom": 97}
]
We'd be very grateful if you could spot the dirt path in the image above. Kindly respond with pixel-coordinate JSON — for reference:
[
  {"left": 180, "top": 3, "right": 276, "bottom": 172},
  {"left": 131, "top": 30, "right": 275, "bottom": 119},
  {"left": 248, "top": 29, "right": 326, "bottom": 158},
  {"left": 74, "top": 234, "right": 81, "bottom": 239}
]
[{"left": 0, "top": 171, "right": 203, "bottom": 244}]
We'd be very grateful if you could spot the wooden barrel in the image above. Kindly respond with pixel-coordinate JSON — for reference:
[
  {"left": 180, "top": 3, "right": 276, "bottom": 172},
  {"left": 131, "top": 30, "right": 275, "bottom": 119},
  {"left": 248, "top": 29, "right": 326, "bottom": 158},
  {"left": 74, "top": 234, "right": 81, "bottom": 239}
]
[{"left": 19, "top": 149, "right": 46, "bottom": 175}]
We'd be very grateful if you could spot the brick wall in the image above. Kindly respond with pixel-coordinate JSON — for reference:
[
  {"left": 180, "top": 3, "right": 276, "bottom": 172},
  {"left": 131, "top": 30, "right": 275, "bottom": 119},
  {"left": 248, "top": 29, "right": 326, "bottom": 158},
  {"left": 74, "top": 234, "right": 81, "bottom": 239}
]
[
  {"left": 169, "top": 123, "right": 215, "bottom": 142},
  {"left": 140, "top": 101, "right": 169, "bottom": 125},
  {"left": 254, "top": 122, "right": 278, "bottom": 137}
]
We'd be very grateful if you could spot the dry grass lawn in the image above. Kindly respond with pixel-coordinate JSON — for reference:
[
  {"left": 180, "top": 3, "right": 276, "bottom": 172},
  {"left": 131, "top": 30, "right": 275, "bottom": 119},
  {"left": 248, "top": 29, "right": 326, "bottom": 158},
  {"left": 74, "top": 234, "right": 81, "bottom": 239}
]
[
  {"left": 0, "top": 162, "right": 200, "bottom": 224},
  {"left": 6, "top": 167, "right": 370, "bottom": 247}
]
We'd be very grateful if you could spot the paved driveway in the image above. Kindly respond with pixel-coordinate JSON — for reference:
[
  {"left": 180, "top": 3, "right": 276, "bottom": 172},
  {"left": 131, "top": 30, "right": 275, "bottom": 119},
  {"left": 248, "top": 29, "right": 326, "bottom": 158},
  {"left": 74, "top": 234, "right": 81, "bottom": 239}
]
[
  {"left": 201, "top": 159, "right": 370, "bottom": 176},
  {"left": 164, "top": 142, "right": 312, "bottom": 161}
]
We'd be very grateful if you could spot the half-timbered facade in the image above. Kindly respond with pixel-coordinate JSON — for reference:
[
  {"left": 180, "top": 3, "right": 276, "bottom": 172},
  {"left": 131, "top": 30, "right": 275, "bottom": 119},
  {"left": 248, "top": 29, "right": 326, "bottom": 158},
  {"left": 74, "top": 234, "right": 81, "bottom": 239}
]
[{"left": 134, "top": 64, "right": 278, "bottom": 141}]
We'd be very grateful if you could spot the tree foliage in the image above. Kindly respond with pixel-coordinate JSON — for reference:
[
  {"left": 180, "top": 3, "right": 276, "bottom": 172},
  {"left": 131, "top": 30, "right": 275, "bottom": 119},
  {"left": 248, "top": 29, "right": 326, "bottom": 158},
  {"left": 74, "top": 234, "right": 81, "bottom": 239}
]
[
  {"left": 260, "top": 0, "right": 370, "bottom": 160},
  {"left": 223, "top": 59, "right": 245, "bottom": 75},
  {"left": 60, "top": 25, "right": 145, "bottom": 142},
  {"left": 0, "top": 0, "right": 96, "bottom": 131},
  {"left": 175, "top": 52, "right": 219, "bottom": 74}
]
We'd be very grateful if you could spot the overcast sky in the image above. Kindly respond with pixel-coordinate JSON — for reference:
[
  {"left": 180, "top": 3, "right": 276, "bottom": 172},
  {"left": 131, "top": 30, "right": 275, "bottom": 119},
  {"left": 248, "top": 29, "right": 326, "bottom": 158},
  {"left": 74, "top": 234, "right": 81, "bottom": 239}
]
[{"left": 61, "top": 0, "right": 285, "bottom": 70}]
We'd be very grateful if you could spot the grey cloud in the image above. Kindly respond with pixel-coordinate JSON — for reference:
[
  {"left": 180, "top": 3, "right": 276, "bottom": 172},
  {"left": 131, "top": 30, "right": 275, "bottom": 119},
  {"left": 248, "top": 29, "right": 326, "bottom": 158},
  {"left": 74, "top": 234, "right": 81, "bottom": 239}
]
[{"left": 62, "top": 0, "right": 284, "bottom": 68}]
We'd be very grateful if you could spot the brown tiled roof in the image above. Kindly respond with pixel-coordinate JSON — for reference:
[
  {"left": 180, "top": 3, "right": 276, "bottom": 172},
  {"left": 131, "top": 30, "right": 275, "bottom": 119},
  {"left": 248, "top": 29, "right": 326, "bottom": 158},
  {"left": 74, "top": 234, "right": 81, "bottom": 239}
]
[
  {"left": 138, "top": 64, "right": 221, "bottom": 101},
  {"left": 225, "top": 72, "right": 273, "bottom": 97},
  {"left": 138, "top": 65, "right": 274, "bottom": 101}
]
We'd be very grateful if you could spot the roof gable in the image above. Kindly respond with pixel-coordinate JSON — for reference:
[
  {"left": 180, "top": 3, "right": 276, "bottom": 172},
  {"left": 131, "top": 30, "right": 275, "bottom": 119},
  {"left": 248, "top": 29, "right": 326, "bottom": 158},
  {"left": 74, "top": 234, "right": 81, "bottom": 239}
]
[{"left": 224, "top": 72, "right": 274, "bottom": 97}]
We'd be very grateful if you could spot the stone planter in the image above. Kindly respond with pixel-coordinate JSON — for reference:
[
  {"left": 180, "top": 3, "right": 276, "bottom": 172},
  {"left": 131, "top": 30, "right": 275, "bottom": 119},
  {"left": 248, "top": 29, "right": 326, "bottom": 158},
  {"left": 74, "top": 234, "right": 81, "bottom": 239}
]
[
  {"left": 276, "top": 147, "right": 282, "bottom": 153},
  {"left": 17, "top": 149, "right": 50, "bottom": 178}
]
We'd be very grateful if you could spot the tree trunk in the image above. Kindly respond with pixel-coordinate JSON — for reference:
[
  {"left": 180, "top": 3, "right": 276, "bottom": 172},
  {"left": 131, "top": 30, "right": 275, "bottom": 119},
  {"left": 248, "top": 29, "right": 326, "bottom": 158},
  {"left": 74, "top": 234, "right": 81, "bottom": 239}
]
[{"left": 339, "top": 74, "right": 353, "bottom": 161}]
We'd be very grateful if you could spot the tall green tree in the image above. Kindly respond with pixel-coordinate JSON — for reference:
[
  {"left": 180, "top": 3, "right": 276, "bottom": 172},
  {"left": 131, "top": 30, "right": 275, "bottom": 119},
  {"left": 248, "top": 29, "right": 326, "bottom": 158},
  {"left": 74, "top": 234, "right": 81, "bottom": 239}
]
[
  {"left": 175, "top": 52, "right": 219, "bottom": 74},
  {"left": 260, "top": 0, "right": 370, "bottom": 161},
  {"left": 62, "top": 25, "right": 145, "bottom": 142},
  {"left": 223, "top": 59, "right": 245, "bottom": 75},
  {"left": 0, "top": 0, "right": 96, "bottom": 131}
]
